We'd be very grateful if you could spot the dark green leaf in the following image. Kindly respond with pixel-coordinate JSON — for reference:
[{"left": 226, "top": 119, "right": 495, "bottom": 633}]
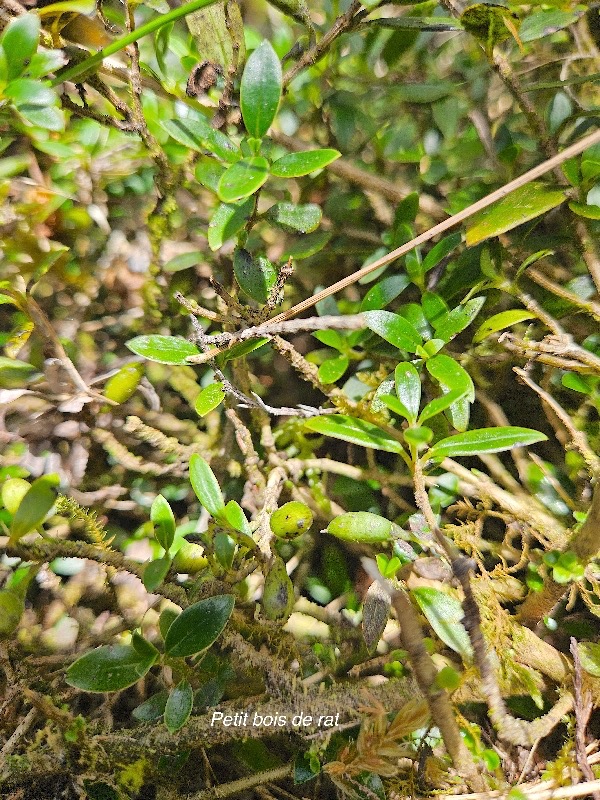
[
  {"left": 162, "top": 116, "right": 239, "bottom": 162},
  {"left": 194, "top": 382, "right": 226, "bottom": 417},
  {"left": 1, "top": 14, "right": 40, "bottom": 81},
  {"left": 367, "top": 16, "right": 462, "bottom": 32},
  {"left": 418, "top": 388, "right": 466, "bottom": 425},
  {"left": 265, "top": 202, "right": 322, "bottom": 233},
  {"left": 164, "top": 680, "right": 193, "bottom": 733},
  {"left": 363, "top": 310, "right": 422, "bottom": 352},
  {"left": 10, "top": 473, "right": 59, "bottom": 541},
  {"left": 270, "top": 148, "right": 341, "bottom": 177},
  {"left": 151, "top": 494, "right": 176, "bottom": 551},
  {"left": 466, "top": 183, "right": 566, "bottom": 246},
  {"left": 65, "top": 643, "right": 158, "bottom": 692},
  {"left": 412, "top": 587, "right": 473, "bottom": 661},
  {"left": 143, "top": 556, "right": 171, "bottom": 592},
  {"left": 421, "top": 232, "right": 462, "bottom": 273},
  {"left": 164, "top": 595, "right": 235, "bottom": 657},
  {"left": 217, "top": 156, "right": 269, "bottom": 203},
  {"left": 240, "top": 40, "right": 282, "bottom": 138},
  {"left": 133, "top": 690, "right": 169, "bottom": 722},
  {"left": 426, "top": 426, "right": 547, "bottom": 460},
  {"left": 426, "top": 354, "right": 474, "bottom": 401},
  {"left": 304, "top": 414, "right": 405, "bottom": 454},
  {"left": 233, "top": 248, "right": 277, "bottom": 303},
  {"left": 126, "top": 335, "right": 200, "bottom": 365},
  {"left": 189, "top": 453, "right": 225, "bottom": 517},
  {"left": 208, "top": 197, "right": 255, "bottom": 251}
]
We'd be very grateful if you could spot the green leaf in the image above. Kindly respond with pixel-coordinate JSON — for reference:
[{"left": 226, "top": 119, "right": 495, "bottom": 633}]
[
  {"left": 568, "top": 201, "right": 600, "bottom": 220},
  {"left": 283, "top": 230, "right": 331, "bottom": 259},
  {"left": 360, "top": 274, "right": 410, "bottom": 312},
  {"left": 473, "top": 310, "right": 536, "bottom": 343},
  {"left": 394, "top": 362, "right": 421, "bottom": 424},
  {"left": 369, "top": 16, "right": 461, "bottom": 31},
  {"left": 194, "top": 156, "right": 226, "bottom": 192},
  {"left": 421, "top": 232, "right": 462, "bottom": 274},
  {"left": 418, "top": 388, "right": 466, "bottom": 425},
  {"left": 5, "top": 79, "right": 64, "bottom": 130},
  {"left": 465, "top": 183, "right": 566, "bottom": 246},
  {"left": 208, "top": 197, "right": 255, "bottom": 251},
  {"left": 223, "top": 500, "right": 252, "bottom": 536},
  {"left": 194, "top": 382, "right": 226, "bottom": 417},
  {"left": 162, "top": 116, "right": 239, "bottom": 162},
  {"left": 519, "top": 10, "right": 581, "bottom": 42},
  {"left": 10, "top": 473, "right": 59, "bottom": 541},
  {"left": 304, "top": 414, "right": 405, "bottom": 454},
  {"left": 425, "top": 426, "right": 547, "bottom": 461},
  {"left": 164, "top": 595, "right": 234, "bottom": 657},
  {"left": 233, "top": 248, "right": 277, "bottom": 303},
  {"left": 126, "top": 335, "right": 200, "bottom": 365},
  {"left": 164, "top": 680, "right": 194, "bottom": 733},
  {"left": 217, "top": 337, "right": 270, "bottom": 365},
  {"left": 151, "top": 495, "right": 176, "bottom": 551},
  {"left": 189, "top": 453, "right": 225, "bottom": 517},
  {"left": 327, "top": 511, "right": 397, "bottom": 543},
  {"left": 412, "top": 587, "right": 473, "bottom": 661},
  {"left": 65, "top": 643, "right": 158, "bottom": 692},
  {"left": 143, "top": 556, "right": 172, "bottom": 592},
  {"left": 217, "top": 156, "right": 269, "bottom": 203},
  {"left": 1, "top": 14, "right": 40, "bottom": 81},
  {"left": 265, "top": 202, "right": 322, "bottom": 233},
  {"left": 426, "top": 354, "right": 474, "bottom": 402},
  {"left": 318, "top": 355, "right": 349, "bottom": 384},
  {"left": 578, "top": 642, "right": 600, "bottom": 678},
  {"left": 270, "top": 148, "right": 341, "bottom": 178},
  {"left": 133, "top": 690, "right": 169, "bottom": 722},
  {"left": 434, "top": 297, "right": 485, "bottom": 343},
  {"left": 240, "top": 40, "right": 282, "bottom": 138},
  {"left": 363, "top": 310, "right": 422, "bottom": 352}
]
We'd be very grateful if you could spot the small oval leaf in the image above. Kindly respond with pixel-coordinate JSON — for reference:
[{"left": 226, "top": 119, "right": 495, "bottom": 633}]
[
  {"left": 473, "top": 310, "right": 536, "bottom": 343},
  {"left": 164, "top": 595, "right": 234, "bottom": 657},
  {"left": 240, "top": 40, "right": 282, "bottom": 138},
  {"left": 189, "top": 454, "right": 225, "bottom": 518},
  {"left": 10, "top": 473, "right": 59, "bottom": 541},
  {"left": 270, "top": 148, "right": 341, "bottom": 178},
  {"left": 126, "top": 335, "right": 200, "bottom": 365},
  {"left": 217, "top": 156, "right": 269, "bottom": 203},
  {"left": 164, "top": 680, "right": 194, "bottom": 733},
  {"left": 65, "top": 643, "right": 158, "bottom": 692},
  {"left": 412, "top": 587, "right": 473, "bottom": 662},
  {"left": 363, "top": 310, "right": 422, "bottom": 352},
  {"left": 425, "top": 426, "right": 547, "bottom": 461},
  {"left": 194, "top": 382, "right": 226, "bottom": 417},
  {"left": 304, "top": 414, "right": 406, "bottom": 454}
]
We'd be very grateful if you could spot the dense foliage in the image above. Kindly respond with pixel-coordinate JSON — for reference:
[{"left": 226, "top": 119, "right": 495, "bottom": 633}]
[{"left": 1, "top": 1, "right": 600, "bottom": 798}]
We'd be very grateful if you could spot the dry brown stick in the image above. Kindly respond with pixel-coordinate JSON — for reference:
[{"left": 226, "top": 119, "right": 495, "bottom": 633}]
[{"left": 570, "top": 638, "right": 600, "bottom": 799}]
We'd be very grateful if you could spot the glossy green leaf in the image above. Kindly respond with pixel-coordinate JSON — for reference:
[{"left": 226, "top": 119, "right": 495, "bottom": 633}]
[
  {"left": 143, "top": 555, "right": 172, "bottom": 592},
  {"left": 164, "top": 680, "right": 194, "bottom": 733},
  {"left": 10, "top": 473, "right": 59, "bottom": 541},
  {"left": 189, "top": 453, "right": 225, "bottom": 517},
  {"left": 418, "top": 388, "right": 466, "bottom": 425},
  {"left": 318, "top": 355, "right": 349, "bottom": 384},
  {"left": 233, "top": 248, "right": 277, "bottom": 303},
  {"left": 426, "top": 354, "right": 474, "bottom": 401},
  {"left": 224, "top": 500, "right": 252, "bottom": 536},
  {"left": 240, "top": 40, "right": 282, "bottom": 138},
  {"left": 363, "top": 310, "right": 422, "bottom": 352},
  {"left": 304, "top": 414, "right": 405, "bottom": 454},
  {"left": 5, "top": 79, "right": 64, "bottom": 130},
  {"left": 194, "top": 382, "right": 226, "bottom": 417},
  {"left": 217, "top": 337, "right": 270, "bottom": 365},
  {"left": 1, "top": 14, "right": 40, "bottom": 81},
  {"left": 194, "top": 156, "right": 226, "bottom": 192},
  {"left": 283, "top": 230, "right": 331, "bottom": 259},
  {"left": 465, "top": 183, "right": 566, "bottom": 246},
  {"left": 412, "top": 587, "right": 473, "bottom": 661},
  {"left": 164, "top": 595, "right": 234, "bottom": 657},
  {"left": 265, "top": 202, "right": 322, "bottom": 233},
  {"left": 434, "top": 297, "right": 485, "bottom": 343},
  {"left": 126, "top": 335, "right": 200, "bottom": 365},
  {"left": 425, "top": 426, "right": 547, "bottom": 461},
  {"left": 394, "top": 362, "right": 421, "bottom": 423},
  {"left": 151, "top": 494, "right": 176, "bottom": 551},
  {"left": 473, "top": 310, "right": 536, "bottom": 343},
  {"left": 162, "top": 116, "right": 239, "bottom": 162},
  {"left": 312, "top": 329, "right": 344, "bottom": 350},
  {"left": 208, "top": 197, "right": 254, "bottom": 251},
  {"left": 133, "top": 690, "right": 169, "bottom": 722},
  {"left": 379, "top": 394, "right": 413, "bottom": 420},
  {"left": 217, "top": 156, "right": 269, "bottom": 203},
  {"left": 360, "top": 274, "right": 410, "bottom": 312},
  {"left": 65, "top": 643, "right": 158, "bottom": 692},
  {"left": 270, "top": 148, "right": 341, "bottom": 177}
]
